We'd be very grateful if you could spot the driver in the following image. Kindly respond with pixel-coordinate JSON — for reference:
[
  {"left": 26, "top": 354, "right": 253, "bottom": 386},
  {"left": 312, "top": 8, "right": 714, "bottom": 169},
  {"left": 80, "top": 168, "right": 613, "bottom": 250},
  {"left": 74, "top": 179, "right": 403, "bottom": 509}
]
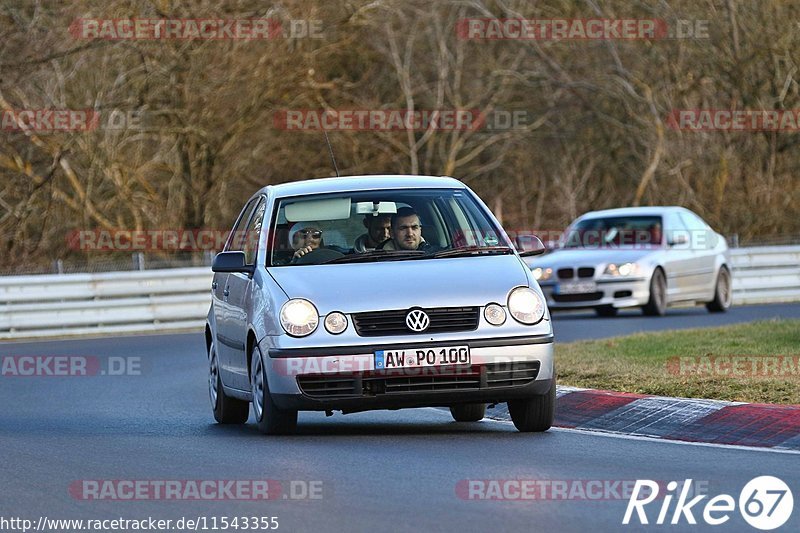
[
  {"left": 381, "top": 207, "right": 439, "bottom": 252},
  {"left": 289, "top": 221, "right": 324, "bottom": 260}
]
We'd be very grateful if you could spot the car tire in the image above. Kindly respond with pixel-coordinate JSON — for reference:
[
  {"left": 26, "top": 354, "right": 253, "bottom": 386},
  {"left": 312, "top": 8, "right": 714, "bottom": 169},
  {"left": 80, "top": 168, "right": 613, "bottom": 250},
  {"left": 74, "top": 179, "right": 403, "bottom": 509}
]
[
  {"left": 251, "top": 346, "right": 297, "bottom": 435},
  {"left": 642, "top": 268, "right": 667, "bottom": 316},
  {"left": 507, "top": 379, "right": 555, "bottom": 433},
  {"left": 706, "top": 267, "right": 732, "bottom": 313},
  {"left": 450, "top": 403, "right": 487, "bottom": 422},
  {"left": 209, "top": 341, "right": 249, "bottom": 424},
  {"left": 595, "top": 305, "right": 618, "bottom": 317}
]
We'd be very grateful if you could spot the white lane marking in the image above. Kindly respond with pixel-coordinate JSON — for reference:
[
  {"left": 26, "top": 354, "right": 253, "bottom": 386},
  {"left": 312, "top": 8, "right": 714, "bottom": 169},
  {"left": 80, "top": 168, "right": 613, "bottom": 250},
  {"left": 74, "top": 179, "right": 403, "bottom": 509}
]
[{"left": 422, "top": 407, "right": 800, "bottom": 455}]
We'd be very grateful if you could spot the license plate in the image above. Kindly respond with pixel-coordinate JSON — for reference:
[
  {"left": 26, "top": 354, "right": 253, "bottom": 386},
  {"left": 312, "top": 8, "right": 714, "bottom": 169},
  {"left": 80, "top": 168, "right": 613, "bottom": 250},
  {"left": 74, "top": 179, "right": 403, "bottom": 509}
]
[
  {"left": 557, "top": 281, "right": 597, "bottom": 294},
  {"left": 375, "top": 345, "right": 470, "bottom": 370}
]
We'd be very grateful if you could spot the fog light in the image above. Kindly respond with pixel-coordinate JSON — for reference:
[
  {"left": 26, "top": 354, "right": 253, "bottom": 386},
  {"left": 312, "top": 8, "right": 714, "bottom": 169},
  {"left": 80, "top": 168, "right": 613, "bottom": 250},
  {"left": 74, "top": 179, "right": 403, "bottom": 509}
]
[
  {"left": 324, "top": 311, "right": 348, "bottom": 334},
  {"left": 484, "top": 303, "right": 507, "bottom": 326}
]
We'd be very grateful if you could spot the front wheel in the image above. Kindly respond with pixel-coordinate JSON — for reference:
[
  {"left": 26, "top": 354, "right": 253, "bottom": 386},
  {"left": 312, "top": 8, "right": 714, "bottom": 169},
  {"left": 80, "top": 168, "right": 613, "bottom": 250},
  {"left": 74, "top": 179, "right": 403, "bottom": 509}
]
[
  {"left": 450, "top": 403, "right": 486, "bottom": 422},
  {"left": 507, "top": 380, "right": 555, "bottom": 432},
  {"left": 251, "top": 346, "right": 297, "bottom": 435},
  {"left": 642, "top": 268, "right": 667, "bottom": 316},
  {"left": 706, "top": 267, "right": 732, "bottom": 313},
  {"left": 209, "top": 341, "right": 249, "bottom": 424}
]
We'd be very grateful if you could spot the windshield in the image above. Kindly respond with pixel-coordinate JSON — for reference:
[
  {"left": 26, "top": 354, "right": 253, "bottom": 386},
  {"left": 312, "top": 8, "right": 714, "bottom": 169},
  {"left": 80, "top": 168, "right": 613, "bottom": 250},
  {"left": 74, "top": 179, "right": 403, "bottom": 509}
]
[
  {"left": 268, "top": 188, "right": 512, "bottom": 266},
  {"left": 561, "top": 215, "right": 663, "bottom": 249}
]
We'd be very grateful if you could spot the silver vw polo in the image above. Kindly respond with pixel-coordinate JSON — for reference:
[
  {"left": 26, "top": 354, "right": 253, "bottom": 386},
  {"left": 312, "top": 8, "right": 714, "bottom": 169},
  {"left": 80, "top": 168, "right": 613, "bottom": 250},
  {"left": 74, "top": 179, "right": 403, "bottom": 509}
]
[{"left": 205, "top": 175, "right": 555, "bottom": 434}]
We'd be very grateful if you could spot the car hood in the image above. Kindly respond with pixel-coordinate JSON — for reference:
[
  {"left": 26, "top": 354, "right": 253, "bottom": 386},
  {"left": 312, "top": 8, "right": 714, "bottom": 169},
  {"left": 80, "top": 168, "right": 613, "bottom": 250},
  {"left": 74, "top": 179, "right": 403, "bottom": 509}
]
[
  {"left": 268, "top": 255, "right": 529, "bottom": 314},
  {"left": 525, "top": 247, "right": 659, "bottom": 269}
]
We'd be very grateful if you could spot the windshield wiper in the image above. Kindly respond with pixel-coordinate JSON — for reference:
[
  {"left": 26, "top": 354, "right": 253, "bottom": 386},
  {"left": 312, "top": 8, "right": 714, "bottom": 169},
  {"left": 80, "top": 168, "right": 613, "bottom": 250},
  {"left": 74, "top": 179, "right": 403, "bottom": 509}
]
[
  {"left": 431, "top": 246, "right": 514, "bottom": 259},
  {"left": 323, "top": 250, "right": 427, "bottom": 264}
]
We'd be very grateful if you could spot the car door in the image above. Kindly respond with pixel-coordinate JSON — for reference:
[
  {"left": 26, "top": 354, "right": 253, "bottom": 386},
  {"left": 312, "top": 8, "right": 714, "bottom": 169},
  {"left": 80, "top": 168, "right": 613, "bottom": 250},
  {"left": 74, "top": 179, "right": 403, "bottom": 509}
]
[
  {"left": 662, "top": 211, "right": 695, "bottom": 301},
  {"left": 224, "top": 197, "right": 267, "bottom": 390},
  {"left": 678, "top": 210, "right": 718, "bottom": 299},
  {"left": 215, "top": 198, "right": 259, "bottom": 388}
]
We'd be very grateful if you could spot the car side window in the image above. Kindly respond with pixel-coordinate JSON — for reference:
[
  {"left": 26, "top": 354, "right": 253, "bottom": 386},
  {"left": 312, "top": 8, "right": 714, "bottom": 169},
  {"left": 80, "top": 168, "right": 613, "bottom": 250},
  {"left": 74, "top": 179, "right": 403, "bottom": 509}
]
[
  {"left": 243, "top": 199, "right": 266, "bottom": 265},
  {"left": 678, "top": 211, "right": 713, "bottom": 249},
  {"left": 225, "top": 199, "right": 259, "bottom": 252}
]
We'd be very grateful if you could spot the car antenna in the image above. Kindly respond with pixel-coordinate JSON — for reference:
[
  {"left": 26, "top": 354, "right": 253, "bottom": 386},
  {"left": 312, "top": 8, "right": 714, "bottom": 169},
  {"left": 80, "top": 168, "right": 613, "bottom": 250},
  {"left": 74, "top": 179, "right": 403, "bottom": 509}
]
[{"left": 324, "top": 131, "right": 340, "bottom": 177}]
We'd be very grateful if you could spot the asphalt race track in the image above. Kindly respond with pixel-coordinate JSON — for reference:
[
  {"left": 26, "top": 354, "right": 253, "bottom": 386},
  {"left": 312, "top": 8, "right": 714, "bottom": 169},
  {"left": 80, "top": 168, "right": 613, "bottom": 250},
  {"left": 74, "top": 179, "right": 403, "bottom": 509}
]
[{"left": 1, "top": 303, "right": 798, "bottom": 532}]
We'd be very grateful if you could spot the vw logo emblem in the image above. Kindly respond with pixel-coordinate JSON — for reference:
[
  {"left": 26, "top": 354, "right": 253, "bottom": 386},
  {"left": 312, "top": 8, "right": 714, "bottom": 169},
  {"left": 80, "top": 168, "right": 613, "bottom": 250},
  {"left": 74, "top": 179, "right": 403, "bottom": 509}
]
[{"left": 405, "top": 309, "right": 430, "bottom": 332}]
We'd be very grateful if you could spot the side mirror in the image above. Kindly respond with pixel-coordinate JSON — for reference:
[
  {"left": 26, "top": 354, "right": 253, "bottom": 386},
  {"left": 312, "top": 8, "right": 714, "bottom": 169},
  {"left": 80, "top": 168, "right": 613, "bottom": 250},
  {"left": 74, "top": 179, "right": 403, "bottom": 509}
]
[
  {"left": 517, "top": 235, "right": 547, "bottom": 257},
  {"left": 667, "top": 234, "right": 689, "bottom": 247},
  {"left": 212, "top": 251, "right": 254, "bottom": 275}
]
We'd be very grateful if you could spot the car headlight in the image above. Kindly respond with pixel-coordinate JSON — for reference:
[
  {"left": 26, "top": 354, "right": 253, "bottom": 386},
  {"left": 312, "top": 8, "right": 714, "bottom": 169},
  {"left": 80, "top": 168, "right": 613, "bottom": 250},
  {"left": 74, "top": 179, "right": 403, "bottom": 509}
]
[
  {"left": 324, "top": 311, "right": 348, "bottom": 334},
  {"left": 280, "top": 299, "right": 319, "bottom": 337},
  {"left": 507, "top": 287, "right": 545, "bottom": 325},
  {"left": 532, "top": 267, "right": 553, "bottom": 282},
  {"left": 603, "top": 262, "right": 641, "bottom": 277},
  {"left": 484, "top": 303, "right": 507, "bottom": 326}
]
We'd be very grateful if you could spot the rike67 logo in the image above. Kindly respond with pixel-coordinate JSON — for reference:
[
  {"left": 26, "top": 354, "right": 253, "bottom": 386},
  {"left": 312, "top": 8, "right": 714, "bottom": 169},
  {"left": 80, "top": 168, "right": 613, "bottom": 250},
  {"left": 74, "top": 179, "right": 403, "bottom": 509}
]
[{"left": 624, "top": 477, "right": 793, "bottom": 530}]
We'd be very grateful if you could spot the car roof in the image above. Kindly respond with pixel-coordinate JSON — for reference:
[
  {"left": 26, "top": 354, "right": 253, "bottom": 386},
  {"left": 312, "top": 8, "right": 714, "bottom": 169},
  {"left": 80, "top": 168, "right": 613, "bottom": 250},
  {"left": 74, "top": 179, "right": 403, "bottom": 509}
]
[
  {"left": 577, "top": 206, "right": 689, "bottom": 219},
  {"left": 255, "top": 175, "right": 465, "bottom": 199}
]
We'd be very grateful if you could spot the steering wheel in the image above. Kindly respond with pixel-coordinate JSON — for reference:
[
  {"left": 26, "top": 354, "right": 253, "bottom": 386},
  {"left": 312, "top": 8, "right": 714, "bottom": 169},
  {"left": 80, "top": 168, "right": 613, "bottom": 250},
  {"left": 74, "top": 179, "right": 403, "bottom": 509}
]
[{"left": 292, "top": 247, "right": 345, "bottom": 265}]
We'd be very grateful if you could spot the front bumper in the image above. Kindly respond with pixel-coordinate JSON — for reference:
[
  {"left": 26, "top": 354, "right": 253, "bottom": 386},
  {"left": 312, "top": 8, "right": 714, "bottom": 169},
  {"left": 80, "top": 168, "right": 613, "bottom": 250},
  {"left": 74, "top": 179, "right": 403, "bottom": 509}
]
[
  {"left": 539, "top": 278, "right": 650, "bottom": 309},
  {"left": 260, "top": 335, "right": 554, "bottom": 412}
]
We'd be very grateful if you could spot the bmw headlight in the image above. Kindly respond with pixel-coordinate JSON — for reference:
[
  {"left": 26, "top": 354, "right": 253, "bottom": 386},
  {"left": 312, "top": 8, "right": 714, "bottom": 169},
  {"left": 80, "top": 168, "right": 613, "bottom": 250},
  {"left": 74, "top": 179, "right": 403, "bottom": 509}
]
[
  {"left": 507, "top": 287, "right": 545, "bottom": 325},
  {"left": 603, "top": 262, "right": 641, "bottom": 277},
  {"left": 280, "top": 299, "right": 319, "bottom": 337},
  {"left": 532, "top": 267, "right": 553, "bottom": 282},
  {"left": 324, "top": 311, "right": 348, "bottom": 334}
]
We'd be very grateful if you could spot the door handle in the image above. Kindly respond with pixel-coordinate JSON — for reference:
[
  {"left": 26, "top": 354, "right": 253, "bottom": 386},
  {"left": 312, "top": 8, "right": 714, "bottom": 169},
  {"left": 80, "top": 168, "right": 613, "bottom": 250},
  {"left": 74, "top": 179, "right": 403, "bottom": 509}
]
[
  {"left": 212, "top": 281, "right": 218, "bottom": 290},
  {"left": 223, "top": 288, "right": 230, "bottom": 297}
]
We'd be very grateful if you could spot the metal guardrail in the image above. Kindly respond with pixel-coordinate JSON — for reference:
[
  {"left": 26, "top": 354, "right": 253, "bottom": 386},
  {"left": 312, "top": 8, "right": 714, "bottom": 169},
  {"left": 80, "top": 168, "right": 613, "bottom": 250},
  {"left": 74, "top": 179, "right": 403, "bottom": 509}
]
[
  {"left": 0, "top": 246, "right": 798, "bottom": 340},
  {"left": 729, "top": 246, "right": 800, "bottom": 305},
  {"left": 0, "top": 268, "right": 213, "bottom": 340}
]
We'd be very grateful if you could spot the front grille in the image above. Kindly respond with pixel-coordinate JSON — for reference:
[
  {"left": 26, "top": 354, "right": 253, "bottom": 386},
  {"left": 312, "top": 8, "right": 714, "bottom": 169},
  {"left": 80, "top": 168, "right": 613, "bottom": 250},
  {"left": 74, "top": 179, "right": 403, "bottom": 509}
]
[
  {"left": 352, "top": 307, "right": 479, "bottom": 337},
  {"left": 297, "top": 361, "right": 541, "bottom": 399},
  {"left": 557, "top": 268, "right": 574, "bottom": 279},
  {"left": 577, "top": 267, "right": 595, "bottom": 278},
  {"left": 552, "top": 292, "right": 603, "bottom": 303}
]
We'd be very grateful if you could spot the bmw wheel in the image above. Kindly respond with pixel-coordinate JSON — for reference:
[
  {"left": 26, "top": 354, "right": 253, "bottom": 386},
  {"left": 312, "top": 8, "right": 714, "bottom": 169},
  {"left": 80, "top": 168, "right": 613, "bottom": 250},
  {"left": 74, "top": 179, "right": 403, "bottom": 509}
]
[
  {"left": 706, "top": 267, "right": 732, "bottom": 313},
  {"left": 642, "top": 268, "right": 667, "bottom": 316}
]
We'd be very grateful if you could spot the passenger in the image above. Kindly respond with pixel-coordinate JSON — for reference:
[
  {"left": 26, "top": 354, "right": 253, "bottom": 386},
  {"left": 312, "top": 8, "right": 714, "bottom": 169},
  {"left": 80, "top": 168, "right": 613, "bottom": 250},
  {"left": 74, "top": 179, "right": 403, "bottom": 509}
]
[
  {"left": 289, "top": 221, "right": 324, "bottom": 260},
  {"left": 354, "top": 214, "right": 392, "bottom": 253},
  {"left": 381, "top": 207, "right": 439, "bottom": 252}
]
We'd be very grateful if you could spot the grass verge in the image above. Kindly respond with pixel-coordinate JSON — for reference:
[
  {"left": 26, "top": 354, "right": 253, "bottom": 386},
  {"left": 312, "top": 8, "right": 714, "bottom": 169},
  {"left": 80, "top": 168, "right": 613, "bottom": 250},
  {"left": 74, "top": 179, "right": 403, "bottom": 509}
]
[{"left": 556, "top": 319, "right": 800, "bottom": 404}]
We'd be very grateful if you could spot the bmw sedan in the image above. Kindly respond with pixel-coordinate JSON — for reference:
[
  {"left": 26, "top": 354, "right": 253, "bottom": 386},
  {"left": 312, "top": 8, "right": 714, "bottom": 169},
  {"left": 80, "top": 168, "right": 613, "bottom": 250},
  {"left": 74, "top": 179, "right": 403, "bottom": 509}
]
[
  {"left": 525, "top": 206, "right": 732, "bottom": 317},
  {"left": 206, "top": 175, "right": 555, "bottom": 434}
]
